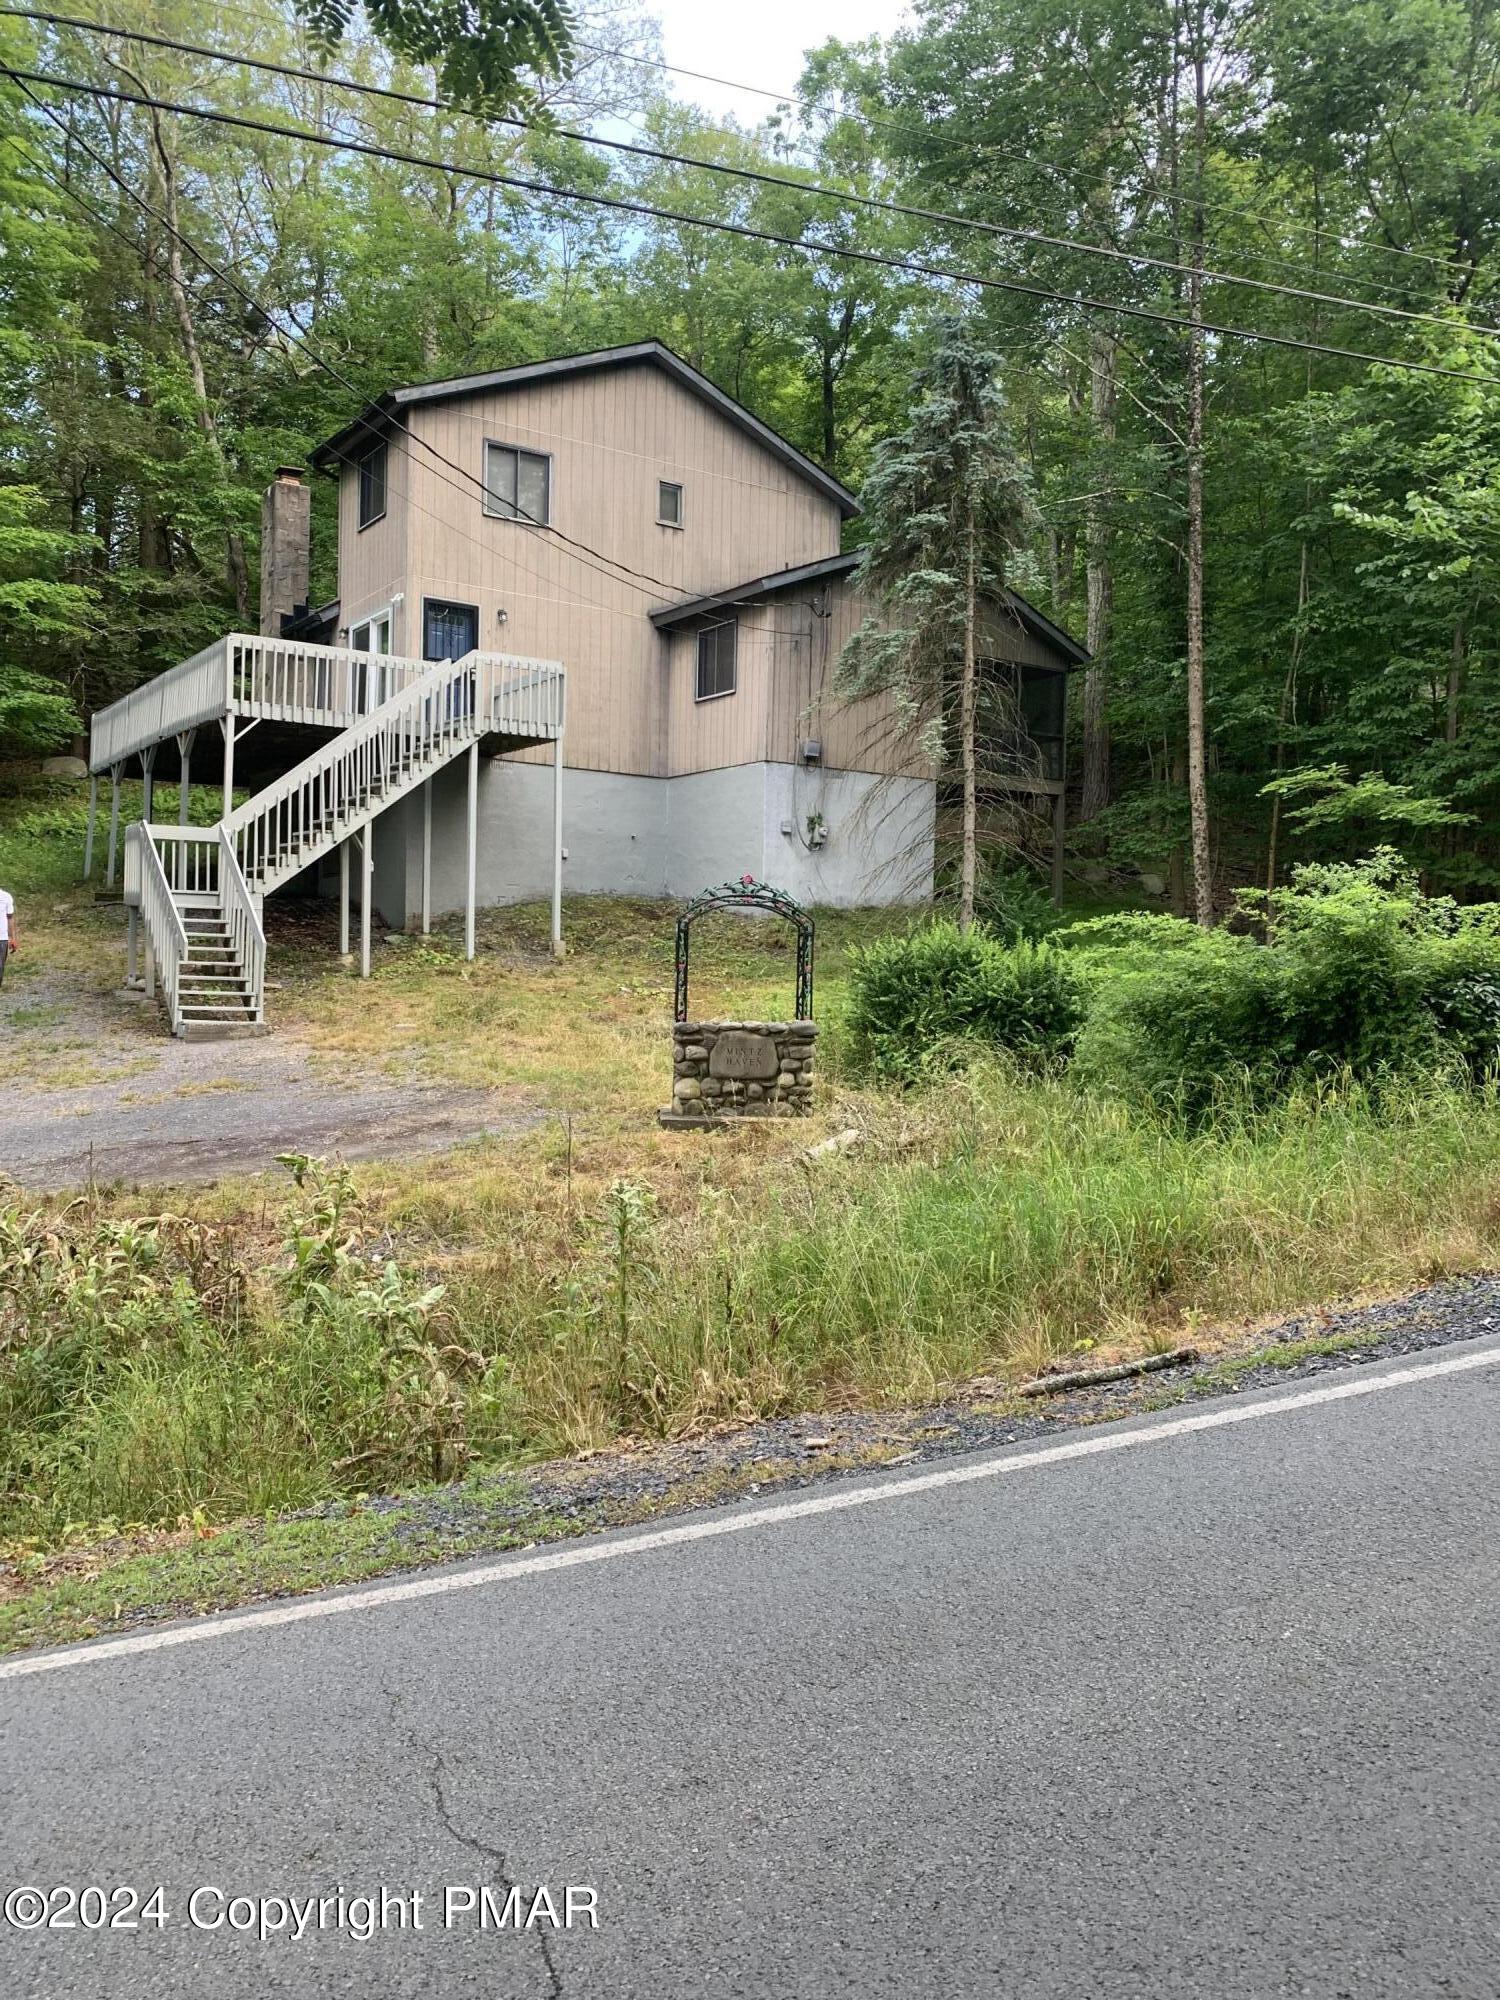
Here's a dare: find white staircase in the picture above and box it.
[121,648,564,1036]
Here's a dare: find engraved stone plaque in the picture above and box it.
[709,1030,779,1081]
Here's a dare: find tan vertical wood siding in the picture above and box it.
[395,362,844,776]
[336,448,409,653]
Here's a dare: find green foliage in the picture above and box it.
[295,0,575,111]
[0,1157,472,1537]
[1067,854,1500,1114]
[1262,763,1474,832]
[972,856,1055,942]
[843,920,1083,1080]
[0,667,78,756]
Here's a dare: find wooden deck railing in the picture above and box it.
[89,633,435,772]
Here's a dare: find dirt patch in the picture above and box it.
[0,964,543,1190]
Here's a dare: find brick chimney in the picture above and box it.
[259,466,311,637]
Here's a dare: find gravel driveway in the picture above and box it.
[0,965,540,1191]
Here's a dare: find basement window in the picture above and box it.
[657,479,684,528]
[357,441,387,529]
[696,620,737,701]
[484,441,551,526]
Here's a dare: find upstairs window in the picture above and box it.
[657,479,684,528]
[696,620,737,702]
[484,441,551,526]
[357,441,387,529]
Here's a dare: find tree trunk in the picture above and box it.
[147,104,250,620]
[960,507,979,934]
[1265,539,1310,907]
[1080,328,1117,822]
[1184,16,1213,927]
[1447,617,1466,743]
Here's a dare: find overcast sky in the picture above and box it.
[640,0,913,121]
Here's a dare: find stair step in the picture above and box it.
[177,1020,268,1042]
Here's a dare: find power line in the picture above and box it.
[125,0,1476,307]
[8,8,1496,349]
[573,32,1488,290]
[8,60,1499,388]
[10,77,690,613]
[7,109,670,638]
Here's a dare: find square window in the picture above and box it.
[484,441,551,525]
[357,441,387,529]
[657,479,684,527]
[696,620,736,701]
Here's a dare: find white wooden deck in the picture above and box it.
[88,634,442,774]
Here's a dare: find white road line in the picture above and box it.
[4,1341,1498,1684]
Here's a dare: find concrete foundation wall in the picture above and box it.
[760,766,935,906]
[360,756,935,927]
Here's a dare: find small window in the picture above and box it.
[357,441,387,529]
[696,620,736,701]
[484,441,551,525]
[657,479,684,528]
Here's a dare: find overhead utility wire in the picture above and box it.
[7,62,1500,389]
[10,116,675,634]
[10,78,684,605]
[9,9,1496,348]
[574,33,1487,289]
[134,0,1473,306]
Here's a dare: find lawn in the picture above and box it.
[5,761,1500,1647]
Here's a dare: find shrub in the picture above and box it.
[973,857,1055,943]
[843,921,1083,1080]
[1065,853,1500,1115]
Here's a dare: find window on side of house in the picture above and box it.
[696,620,737,701]
[483,441,551,525]
[357,441,387,529]
[657,479,684,528]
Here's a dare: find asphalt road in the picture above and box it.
[3,1340,1500,1999]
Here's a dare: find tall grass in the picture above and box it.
[5,1069,1498,1543]
[471,1066,1500,1436]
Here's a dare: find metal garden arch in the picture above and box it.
[674,875,814,1023]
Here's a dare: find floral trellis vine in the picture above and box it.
[674,874,814,1023]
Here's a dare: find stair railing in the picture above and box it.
[126,825,190,1035]
[218,829,265,1024]
[222,651,563,898]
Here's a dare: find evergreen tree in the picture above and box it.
[836,317,1037,931]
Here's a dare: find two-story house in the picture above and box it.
[88,341,1084,1034]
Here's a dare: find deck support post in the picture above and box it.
[465,741,478,962]
[1051,788,1066,907]
[339,838,350,958]
[176,728,196,823]
[359,827,372,980]
[143,925,155,1000]
[140,744,157,826]
[83,773,98,880]
[175,727,196,893]
[421,779,432,936]
[105,763,123,889]
[126,908,138,987]
[551,731,564,959]
[221,715,235,818]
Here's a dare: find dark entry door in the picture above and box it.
[422,598,479,662]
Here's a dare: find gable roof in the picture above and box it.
[650,552,1091,665]
[311,341,860,517]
